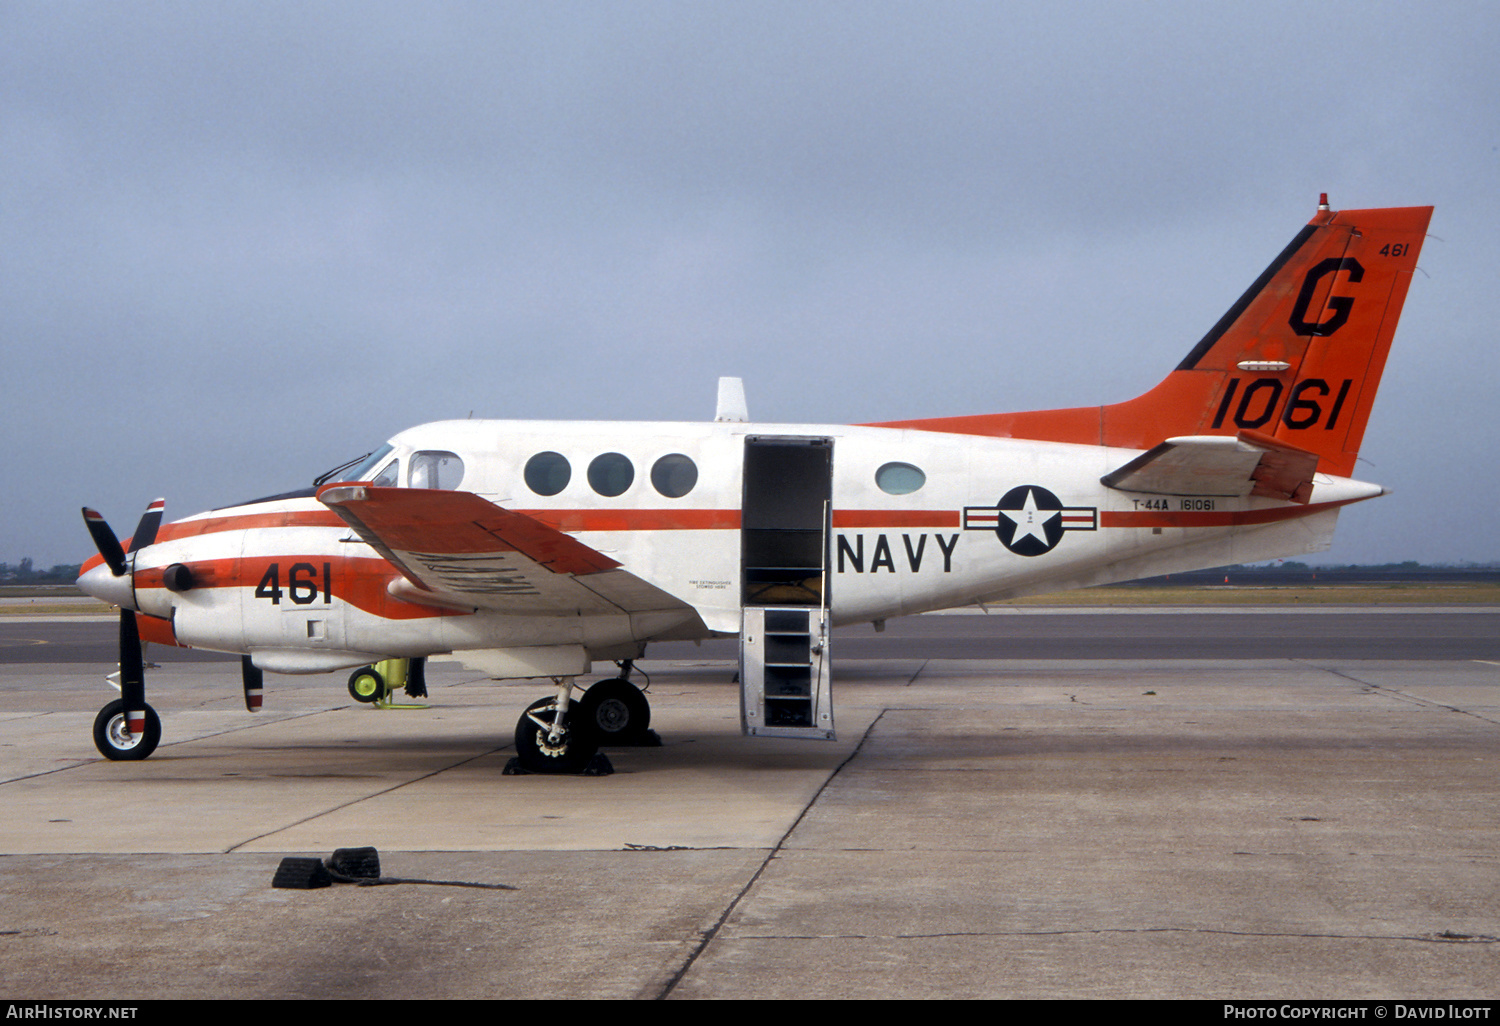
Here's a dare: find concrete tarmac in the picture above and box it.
[2,616,1499,999]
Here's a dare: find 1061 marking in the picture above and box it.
[1211,377,1352,431]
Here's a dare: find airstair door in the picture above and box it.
[739,436,834,740]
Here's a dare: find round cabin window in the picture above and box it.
[524,452,571,496]
[650,453,698,498]
[587,452,635,497]
[875,462,926,495]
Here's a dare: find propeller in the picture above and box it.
[81,499,163,582]
[81,508,128,577]
[79,500,165,745]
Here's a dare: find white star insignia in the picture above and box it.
[999,488,1059,546]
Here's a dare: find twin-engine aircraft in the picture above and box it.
[79,199,1432,772]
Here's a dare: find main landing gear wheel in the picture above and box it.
[578,678,651,745]
[347,666,386,704]
[513,697,600,774]
[93,699,161,761]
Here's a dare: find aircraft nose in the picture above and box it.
[77,559,136,610]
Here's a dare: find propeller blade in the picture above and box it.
[129,499,165,552]
[82,508,128,577]
[119,610,146,733]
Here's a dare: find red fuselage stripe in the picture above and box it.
[139,506,968,538]
[156,510,347,540]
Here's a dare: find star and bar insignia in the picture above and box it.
[963,485,1097,557]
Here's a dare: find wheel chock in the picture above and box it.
[503,753,614,776]
[272,857,332,889]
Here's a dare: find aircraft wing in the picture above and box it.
[316,484,695,616]
[1101,431,1320,503]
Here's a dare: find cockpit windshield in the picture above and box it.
[315,444,395,486]
[314,444,466,491]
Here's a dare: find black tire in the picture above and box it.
[93,699,161,761]
[578,678,650,744]
[514,697,599,774]
[347,667,386,704]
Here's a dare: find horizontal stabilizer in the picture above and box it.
[1102,431,1320,503]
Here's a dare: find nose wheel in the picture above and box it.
[93,699,161,761]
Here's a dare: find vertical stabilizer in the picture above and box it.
[874,202,1432,478]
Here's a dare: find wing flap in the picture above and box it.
[1102,431,1319,503]
[317,484,694,615]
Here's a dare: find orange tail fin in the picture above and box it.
[875,201,1432,478]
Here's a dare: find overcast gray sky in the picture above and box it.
[4,1,1496,568]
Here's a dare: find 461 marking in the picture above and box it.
[254,562,333,605]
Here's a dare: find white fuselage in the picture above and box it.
[83,416,1380,676]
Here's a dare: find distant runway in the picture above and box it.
[828,607,1500,661]
[5,606,1498,664]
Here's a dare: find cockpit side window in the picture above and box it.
[410,451,465,490]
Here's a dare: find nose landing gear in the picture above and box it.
[93,698,161,761]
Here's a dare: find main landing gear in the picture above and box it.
[509,663,655,775]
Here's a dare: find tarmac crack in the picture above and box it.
[1311,663,1500,727]
[733,927,1500,944]
[651,708,889,1000]
[224,743,511,852]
